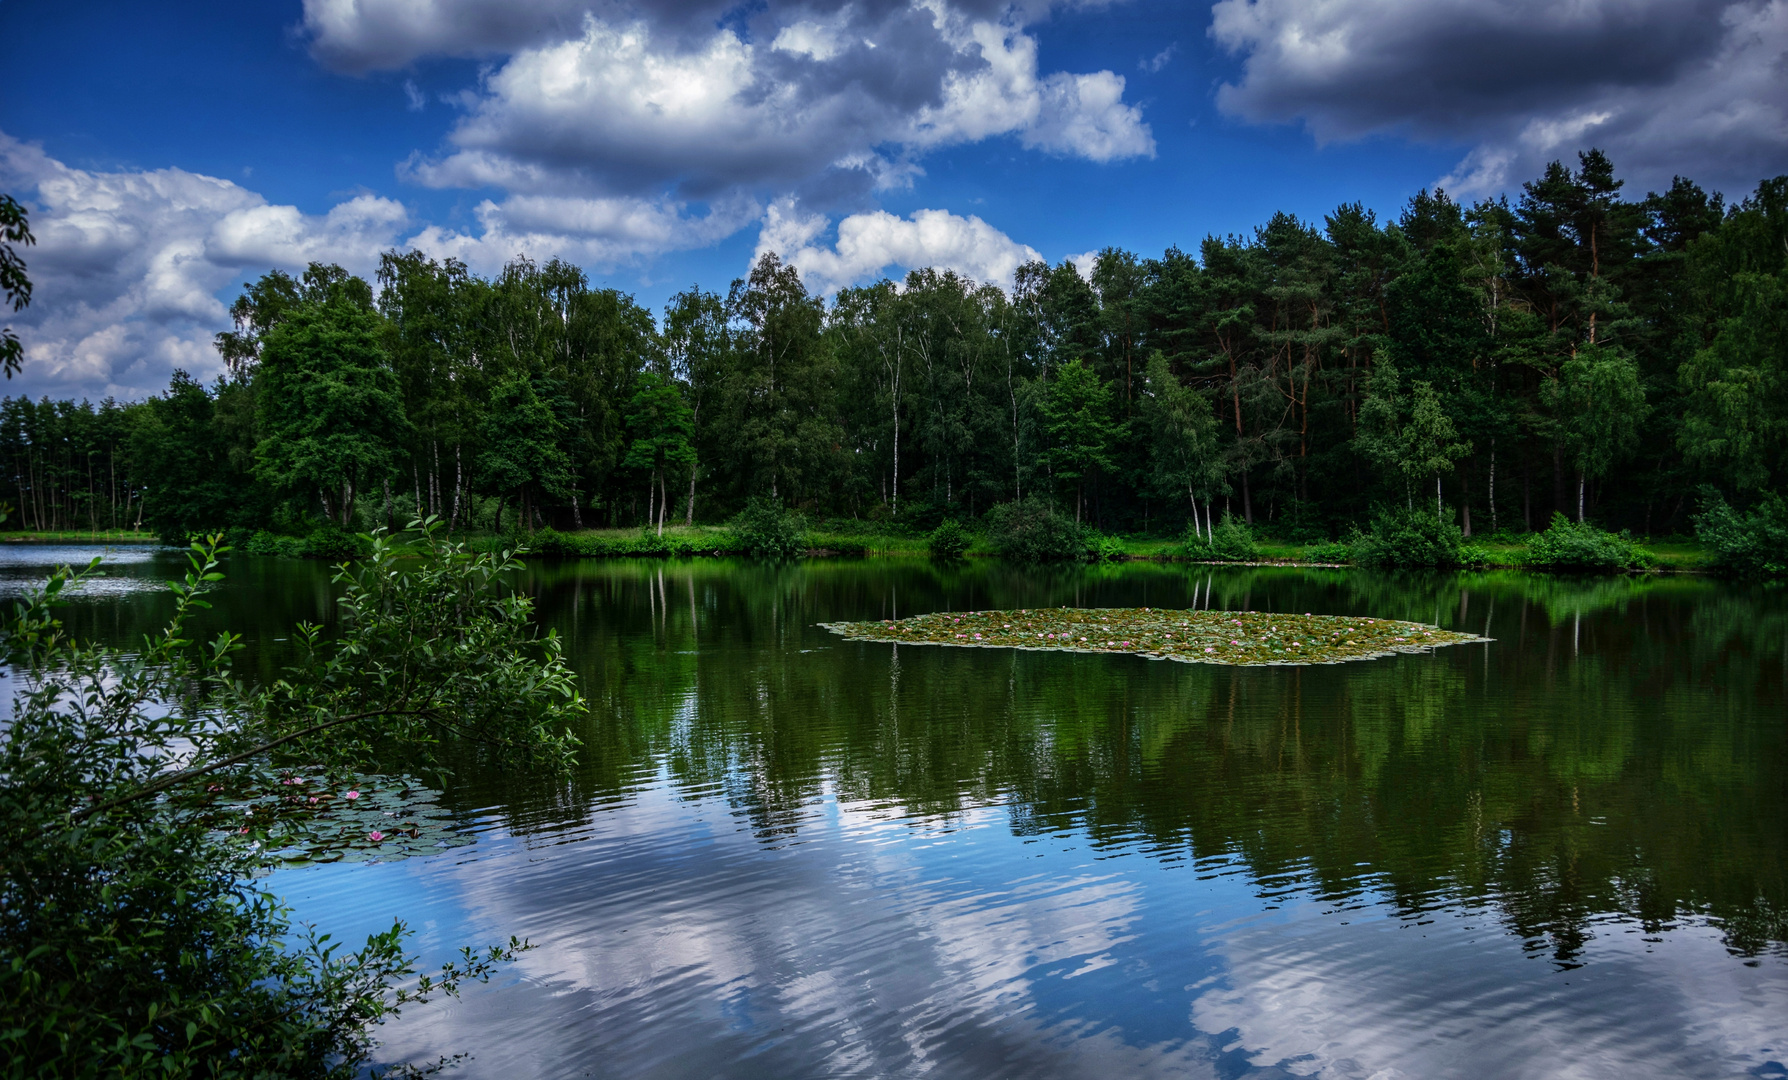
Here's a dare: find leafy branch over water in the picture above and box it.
[822,607,1486,665]
[0,520,584,1077]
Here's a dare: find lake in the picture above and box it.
[7,545,1785,1079]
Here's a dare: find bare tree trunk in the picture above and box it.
[1553,440,1566,519]
[686,466,697,526]
[1488,440,1497,534]
[453,444,463,531]
[892,372,901,516]
[1577,472,1585,523]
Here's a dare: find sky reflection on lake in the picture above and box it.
[39,551,1788,1078]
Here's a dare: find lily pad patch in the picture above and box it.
[821,607,1486,666]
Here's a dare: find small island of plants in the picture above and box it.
[822,607,1487,666]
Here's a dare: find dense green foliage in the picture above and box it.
[1694,494,1788,577]
[0,193,31,379]
[729,497,807,560]
[5,153,1787,571]
[1350,506,1486,568]
[1184,511,1258,561]
[927,519,971,559]
[985,496,1084,562]
[0,526,584,1076]
[1522,513,1653,571]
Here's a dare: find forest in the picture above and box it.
[3,150,1785,556]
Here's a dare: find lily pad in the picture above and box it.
[192,772,475,867]
[821,607,1487,665]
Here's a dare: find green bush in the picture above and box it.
[1184,512,1257,561]
[1350,505,1486,568]
[237,529,303,557]
[1082,529,1126,563]
[524,526,595,556]
[1695,494,1788,577]
[928,519,972,559]
[1,527,576,1076]
[293,523,371,560]
[730,497,807,560]
[1303,540,1352,564]
[810,535,869,556]
[1522,514,1653,571]
[985,497,1084,562]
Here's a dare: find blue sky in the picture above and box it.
[3,0,1783,400]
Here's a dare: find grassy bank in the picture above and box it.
[11,522,1708,573]
[465,525,1711,572]
[1,529,160,543]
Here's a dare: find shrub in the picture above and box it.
[238,529,302,557]
[525,526,584,556]
[1184,512,1257,561]
[1695,494,1788,577]
[1303,540,1352,564]
[1082,530,1126,563]
[1,526,578,1076]
[294,523,370,560]
[1350,505,1486,568]
[1523,514,1653,571]
[928,519,972,559]
[730,497,807,560]
[810,535,869,556]
[985,497,1084,562]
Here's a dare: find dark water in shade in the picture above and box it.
[6,546,1786,1078]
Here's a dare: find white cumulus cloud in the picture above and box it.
[756,199,1043,294]
[0,134,411,400]
[0,134,746,401]
[323,0,1154,206]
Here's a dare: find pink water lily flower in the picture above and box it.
[344,790,360,800]
[367,830,385,842]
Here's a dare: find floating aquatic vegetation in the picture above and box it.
[187,771,473,866]
[821,607,1487,666]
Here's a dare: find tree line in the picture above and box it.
[5,149,1785,543]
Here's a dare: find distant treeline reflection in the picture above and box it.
[34,554,1782,965]
[462,560,1786,967]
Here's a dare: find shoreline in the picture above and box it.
[0,529,1710,574]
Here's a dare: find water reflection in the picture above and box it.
[34,550,1788,1077]
[490,560,1786,968]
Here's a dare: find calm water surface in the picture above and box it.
[10,545,1786,1079]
